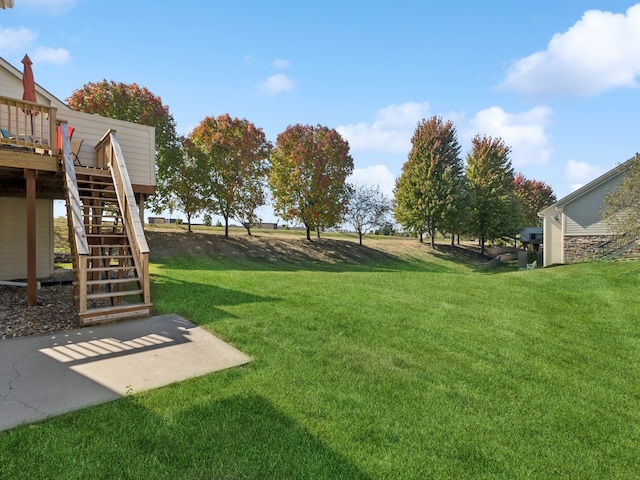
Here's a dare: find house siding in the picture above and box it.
[542,213,563,265]
[563,175,623,236]
[0,197,53,280]
[59,109,156,187]
[1,61,156,188]
[0,63,56,110]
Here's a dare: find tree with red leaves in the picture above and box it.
[189,114,272,237]
[67,80,182,211]
[513,173,556,226]
[269,124,354,241]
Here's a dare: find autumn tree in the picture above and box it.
[163,137,210,233]
[344,184,391,245]
[513,173,556,227]
[393,116,466,247]
[189,114,272,237]
[602,154,640,237]
[269,124,354,241]
[466,135,520,255]
[67,80,182,211]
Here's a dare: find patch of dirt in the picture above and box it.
[146,229,482,268]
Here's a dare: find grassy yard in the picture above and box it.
[1,232,639,479]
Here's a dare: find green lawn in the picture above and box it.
[1,243,639,479]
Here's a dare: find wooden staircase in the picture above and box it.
[61,123,151,325]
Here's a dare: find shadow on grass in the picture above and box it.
[151,275,282,322]
[1,394,372,479]
[149,232,465,274]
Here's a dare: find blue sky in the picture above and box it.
[2,0,640,222]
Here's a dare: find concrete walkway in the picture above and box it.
[0,313,251,432]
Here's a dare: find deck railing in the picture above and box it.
[96,129,151,305]
[60,121,89,313]
[0,95,57,153]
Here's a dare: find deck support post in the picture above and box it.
[24,168,37,307]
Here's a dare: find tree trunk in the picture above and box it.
[480,236,485,256]
[187,213,192,233]
[224,214,229,238]
[358,231,363,246]
[306,226,311,241]
[244,223,252,236]
[316,226,321,239]
[419,232,423,243]
[451,233,455,246]
[430,232,435,248]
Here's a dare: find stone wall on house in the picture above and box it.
[564,235,613,263]
[564,235,640,263]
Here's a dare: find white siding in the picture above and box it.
[0,63,56,107]
[563,175,623,236]
[0,198,53,280]
[59,109,156,187]
[542,213,564,266]
[1,61,156,188]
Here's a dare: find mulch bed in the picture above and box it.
[0,283,79,339]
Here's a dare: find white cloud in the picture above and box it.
[563,159,608,191]
[0,27,37,53]
[32,46,70,65]
[465,106,553,167]
[337,101,430,154]
[348,165,396,197]
[499,4,640,98]
[259,74,294,95]
[0,27,69,65]
[272,58,290,69]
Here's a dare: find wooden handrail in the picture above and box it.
[97,130,150,304]
[0,95,57,152]
[60,121,88,313]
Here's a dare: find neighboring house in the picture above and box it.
[0,55,155,324]
[538,154,638,266]
[520,227,542,251]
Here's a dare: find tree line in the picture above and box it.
[395,116,556,254]
[67,81,556,249]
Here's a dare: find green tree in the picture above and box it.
[393,116,466,247]
[513,173,556,227]
[602,154,640,237]
[66,80,182,211]
[344,184,391,245]
[162,137,214,233]
[189,114,272,237]
[466,135,520,255]
[269,124,354,241]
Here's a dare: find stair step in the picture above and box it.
[75,166,110,176]
[87,289,143,300]
[87,277,140,286]
[86,225,124,229]
[78,184,116,190]
[85,222,123,226]
[87,255,133,261]
[87,244,130,249]
[79,196,118,202]
[84,265,136,273]
[84,224,123,229]
[86,233,127,238]
[78,303,152,325]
